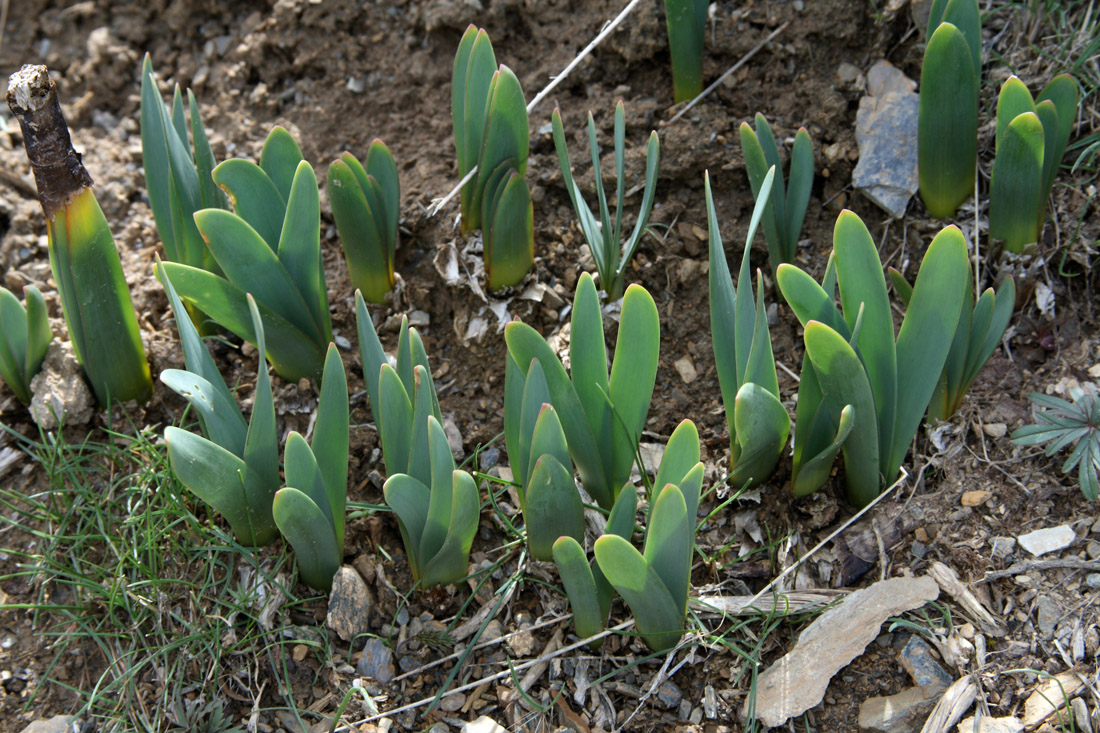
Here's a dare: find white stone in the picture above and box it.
[954,715,1023,733]
[1017,525,1076,557]
[674,356,697,384]
[462,717,507,733]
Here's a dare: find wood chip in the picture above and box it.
[920,677,976,733]
[1021,670,1086,728]
[929,562,1008,637]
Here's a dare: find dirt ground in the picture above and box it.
[0,0,1098,731]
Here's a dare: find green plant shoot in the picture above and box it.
[664,0,708,103]
[778,214,968,506]
[273,343,349,591]
[161,127,332,383]
[384,415,480,588]
[889,263,1015,423]
[8,65,152,405]
[918,10,980,219]
[140,54,228,276]
[990,74,1080,253]
[1011,383,1100,502]
[163,292,279,546]
[706,168,789,489]
[328,141,400,304]
[739,113,813,272]
[551,102,659,301]
[0,285,51,405]
[505,272,659,510]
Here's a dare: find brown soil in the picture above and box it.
[1,0,1098,731]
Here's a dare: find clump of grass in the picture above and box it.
[0,421,331,728]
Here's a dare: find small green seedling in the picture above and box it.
[0,285,51,404]
[664,0,708,103]
[161,127,333,383]
[739,114,813,272]
[504,355,583,561]
[384,415,481,588]
[707,168,789,488]
[505,272,659,511]
[778,214,968,506]
[551,102,659,301]
[1011,382,1100,502]
[918,0,980,218]
[328,142,400,304]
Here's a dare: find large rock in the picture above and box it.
[852,60,920,219]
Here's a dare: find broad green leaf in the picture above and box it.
[967,277,1015,385]
[472,66,528,226]
[939,0,981,79]
[517,359,552,495]
[242,295,280,523]
[485,169,533,290]
[918,22,978,218]
[743,270,780,398]
[616,129,660,298]
[420,415,458,564]
[529,404,571,490]
[0,288,30,403]
[187,89,228,212]
[525,454,584,561]
[570,272,613,485]
[552,536,604,645]
[775,264,849,335]
[329,157,392,304]
[365,140,400,252]
[594,534,684,652]
[260,126,304,204]
[652,419,700,508]
[739,123,782,271]
[356,291,388,429]
[314,344,348,549]
[596,485,640,619]
[383,474,431,581]
[643,484,690,614]
[47,189,151,405]
[379,365,413,477]
[730,383,789,489]
[211,159,285,250]
[608,284,660,491]
[420,470,480,588]
[457,29,498,231]
[408,366,437,488]
[277,161,330,344]
[1036,74,1078,200]
[284,432,334,533]
[160,369,246,457]
[791,403,855,497]
[506,321,608,508]
[24,286,49,382]
[504,351,526,487]
[165,426,276,545]
[995,76,1036,151]
[834,210,896,458]
[452,26,479,176]
[990,112,1044,253]
[804,321,881,507]
[706,171,742,430]
[888,225,968,481]
[272,487,341,591]
[160,262,324,383]
[785,127,814,262]
[195,208,323,346]
[664,0,708,103]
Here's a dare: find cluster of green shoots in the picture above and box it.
[2,4,1089,671]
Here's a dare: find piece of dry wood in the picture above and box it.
[920,676,977,733]
[691,590,846,617]
[980,558,1100,583]
[930,561,1008,637]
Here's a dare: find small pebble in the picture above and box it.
[440,693,466,713]
[961,490,992,507]
[982,422,1007,438]
[657,680,682,709]
[1085,573,1100,589]
[674,356,697,384]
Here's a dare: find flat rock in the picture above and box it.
[1035,595,1059,639]
[898,635,953,689]
[1018,525,1075,557]
[858,685,942,733]
[749,575,939,727]
[852,61,919,219]
[19,717,76,733]
[326,566,371,642]
[954,715,1023,733]
[357,637,394,682]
